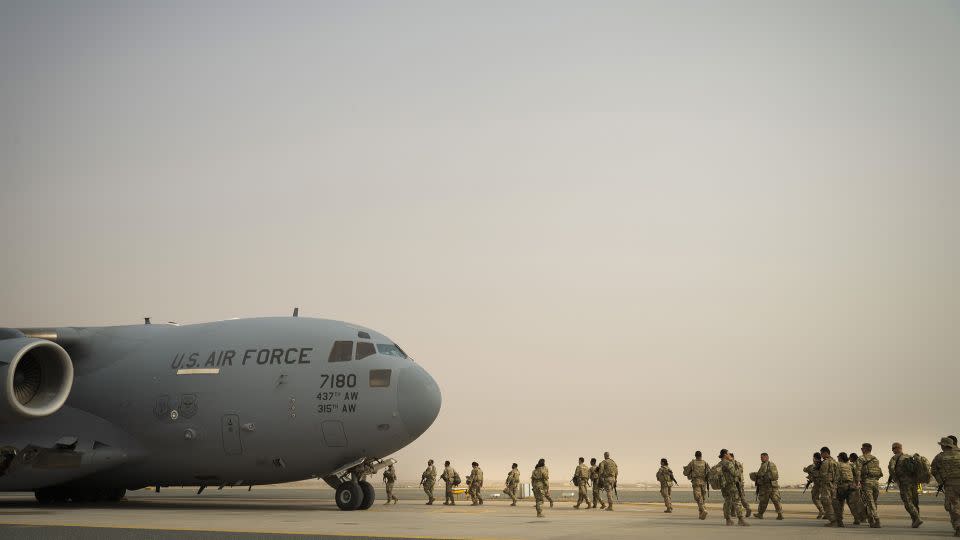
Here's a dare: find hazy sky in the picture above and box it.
[2,0,958,484]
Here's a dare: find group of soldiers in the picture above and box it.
[799,436,960,536]
[415,452,619,517]
[656,449,777,527]
[395,435,960,536]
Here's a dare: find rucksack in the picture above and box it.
[708,463,724,490]
[453,472,461,486]
[902,454,931,484]
[682,463,693,479]
[862,456,884,480]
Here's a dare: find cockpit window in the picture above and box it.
[376,343,407,358]
[369,369,392,387]
[328,341,353,362]
[356,342,376,360]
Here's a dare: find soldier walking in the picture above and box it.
[931,436,960,537]
[532,458,550,518]
[683,450,709,520]
[573,457,591,508]
[730,452,752,518]
[421,459,437,505]
[818,447,840,527]
[751,452,783,520]
[599,451,618,511]
[833,453,857,525]
[382,463,399,504]
[656,458,675,513]
[856,443,883,527]
[889,442,923,528]
[846,452,869,525]
[440,460,459,506]
[503,463,520,506]
[719,449,749,526]
[590,458,606,509]
[802,452,825,518]
[467,462,484,505]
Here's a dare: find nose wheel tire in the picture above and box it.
[357,480,376,510]
[335,481,363,511]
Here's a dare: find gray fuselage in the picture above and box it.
[0,317,442,491]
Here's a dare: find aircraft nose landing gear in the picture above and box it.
[324,457,394,511]
[335,481,363,511]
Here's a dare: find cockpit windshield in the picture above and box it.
[376,343,408,358]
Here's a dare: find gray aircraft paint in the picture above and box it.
[0,317,441,492]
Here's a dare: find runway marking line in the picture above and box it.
[0,521,514,540]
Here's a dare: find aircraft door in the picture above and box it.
[221,414,243,455]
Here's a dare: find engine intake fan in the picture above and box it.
[0,338,73,422]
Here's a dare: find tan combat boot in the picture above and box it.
[698,510,707,520]
[776,512,784,520]
[870,518,881,528]
[725,518,734,526]
[752,513,763,519]
[738,517,750,526]
[912,517,923,528]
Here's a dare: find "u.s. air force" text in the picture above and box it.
[170,347,314,369]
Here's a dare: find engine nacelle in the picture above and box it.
[0,338,73,423]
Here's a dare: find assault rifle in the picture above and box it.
[886,454,902,493]
[669,471,679,486]
[803,479,812,494]
[936,483,944,497]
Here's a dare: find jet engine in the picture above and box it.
[0,337,73,423]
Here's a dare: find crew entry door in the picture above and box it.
[222,414,243,455]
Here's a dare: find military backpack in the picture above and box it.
[862,456,883,479]
[708,463,724,490]
[902,454,932,484]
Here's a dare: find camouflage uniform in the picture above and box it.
[803,460,825,518]
[832,461,855,524]
[503,467,520,506]
[720,459,747,525]
[856,452,883,526]
[467,465,484,505]
[599,456,618,510]
[753,460,782,519]
[889,453,921,525]
[574,463,591,508]
[733,459,752,517]
[421,463,437,504]
[847,459,868,524]
[440,465,458,505]
[684,458,709,519]
[931,439,960,537]
[818,455,840,526]
[656,465,674,512]
[532,465,549,517]
[383,465,398,504]
[590,464,606,509]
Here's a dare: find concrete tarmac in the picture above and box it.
[0,487,954,539]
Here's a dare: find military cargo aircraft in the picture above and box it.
[0,315,441,510]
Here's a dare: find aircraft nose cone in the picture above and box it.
[397,364,441,439]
